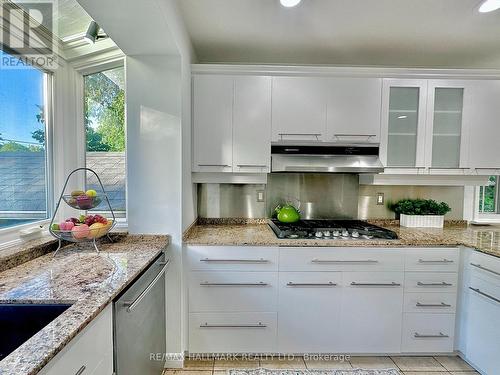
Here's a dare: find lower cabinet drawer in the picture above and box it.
[189,312,277,353]
[402,313,455,353]
[405,272,458,293]
[404,292,457,313]
[189,271,278,312]
[38,305,113,375]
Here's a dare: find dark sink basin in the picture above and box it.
[0,303,72,361]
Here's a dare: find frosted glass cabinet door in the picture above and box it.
[381,80,427,167]
[427,85,464,168]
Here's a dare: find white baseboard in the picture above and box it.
[164,353,185,369]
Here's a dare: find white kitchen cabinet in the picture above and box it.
[233,76,272,173]
[402,313,456,353]
[326,78,382,143]
[38,305,113,375]
[271,77,328,142]
[193,75,234,172]
[464,80,500,169]
[380,79,428,168]
[278,272,343,353]
[339,272,404,353]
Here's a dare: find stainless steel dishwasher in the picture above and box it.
[114,252,168,375]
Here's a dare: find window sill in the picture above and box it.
[0,220,50,250]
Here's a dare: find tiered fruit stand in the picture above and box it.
[49,168,116,256]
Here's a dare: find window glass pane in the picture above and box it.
[479,176,498,213]
[84,67,126,216]
[387,87,419,167]
[0,50,48,229]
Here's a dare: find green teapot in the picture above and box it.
[275,204,300,223]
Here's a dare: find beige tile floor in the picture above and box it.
[164,355,479,375]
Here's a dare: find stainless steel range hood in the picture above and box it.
[271,144,385,173]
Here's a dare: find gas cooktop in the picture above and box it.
[268,219,398,240]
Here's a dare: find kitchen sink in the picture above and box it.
[0,303,72,361]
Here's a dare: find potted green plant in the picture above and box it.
[389,199,451,228]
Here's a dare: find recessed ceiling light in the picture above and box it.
[479,0,500,13]
[280,0,301,7]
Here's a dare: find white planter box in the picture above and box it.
[400,214,444,228]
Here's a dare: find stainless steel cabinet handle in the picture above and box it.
[312,259,378,264]
[200,282,268,286]
[351,282,400,286]
[278,133,322,136]
[200,258,268,263]
[416,302,451,307]
[417,281,453,287]
[197,164,231,167]
[236,164,268,168]
[75,365,86,375]
[287,282,337,287]
[418,258,454,264]
[200,322,266,328]
[414,332,449,338]
[469,287,500,303]
[123,260,169,313]
[470,263,500,276]
[333,134,376,137]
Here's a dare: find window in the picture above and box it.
[0,50,51,230]
[83,66,126,218]
[478,176,499,214]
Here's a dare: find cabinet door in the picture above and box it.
[464,80,500,168]
[462,276,500,374]
[233,76,272,173]
[340,272,404,353]
[271,77,327,142]
[193,75,233,172]
[425,81,466,168]
[327,78,382,143]
[381,79,427,167]
[278,272,342,353]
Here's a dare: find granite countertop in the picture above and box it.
[0,234,169,375]
[183,220,500,258]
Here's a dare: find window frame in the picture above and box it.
[0,69,55,247]
[473,176,500,223]
[77,60,128,229]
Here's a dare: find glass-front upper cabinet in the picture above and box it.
[425,81,465,169]
[381,80,428,168]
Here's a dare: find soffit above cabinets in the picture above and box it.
[178,0,500,68]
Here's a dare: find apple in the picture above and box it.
[71,190,85,198]
[51,223,60,231]
[86,189,97,198]
[88,222,108,238]
[72,224,90,239]
[59,221,74,231]
[76,195,93,209]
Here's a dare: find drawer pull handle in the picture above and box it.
[416,302,451,307]
[419,258,454,264]
[469,287,500,304]
[200,258,268,263]
[312,259,378,264]
[197,164,231,167]
[75,365,86,375]
[417,281,453,287]
[287,282,337,287]
[470,263,500,276]
[414,332,449,338]
[200,282,268,287]
[351,282,400,287]
[200,322,267,328]
[236,164,268,168]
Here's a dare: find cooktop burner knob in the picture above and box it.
[351,230,360,238]
[332,230,340,237]
[341,230,349,237]
[315,231,323,238]
[323,231,331,237]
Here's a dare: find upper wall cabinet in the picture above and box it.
[271,77,328,142]
[326,78,382,144]
[193,75,271,173]
[463,80,500,169]
[381,79,428,168]
[233,76,272,173]
[193,75,234,172]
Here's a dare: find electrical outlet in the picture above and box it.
[377,192,384,205]
[257,190,265,202]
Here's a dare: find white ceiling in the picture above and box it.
[177,0,500,68]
